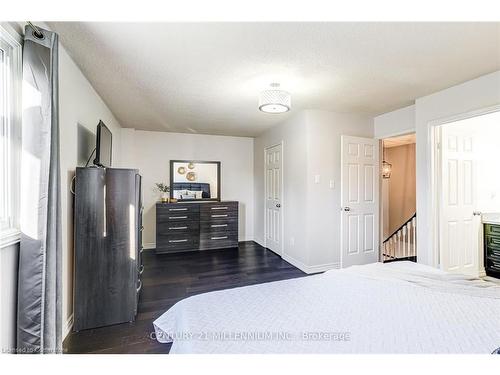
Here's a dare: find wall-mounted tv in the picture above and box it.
[93,120,112,167]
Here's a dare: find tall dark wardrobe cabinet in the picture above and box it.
[73,167,143,331]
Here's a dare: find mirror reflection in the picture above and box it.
[170,160,221,201]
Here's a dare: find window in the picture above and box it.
[0,24,22,247]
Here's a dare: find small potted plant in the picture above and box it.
[155,183,170,203]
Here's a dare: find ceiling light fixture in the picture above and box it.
[258,83,291,114]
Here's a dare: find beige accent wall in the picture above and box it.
[385,143,416,237]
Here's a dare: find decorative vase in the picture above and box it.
[161,192,169,203]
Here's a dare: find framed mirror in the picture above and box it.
[170,160,221,201]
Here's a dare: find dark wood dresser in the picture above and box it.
[73,167,143,331]
[484,223,500,278]
[156,201,238,253]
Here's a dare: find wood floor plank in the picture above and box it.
[63,241,305,354]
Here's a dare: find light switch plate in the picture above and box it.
[329,180,335,189]
[314,175,321,184]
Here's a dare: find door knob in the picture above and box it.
[343,207,351,212]
[276,203,281,208]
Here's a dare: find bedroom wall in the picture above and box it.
[254,110,373,273]
[254,112,309,267]
[59,42,125,338]
[374,104,415,139]
[305,111,373,269]
[120,129,255,247]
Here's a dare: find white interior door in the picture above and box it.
[265,144,282,255]
[341,136,379,267]
[439,126,479,276]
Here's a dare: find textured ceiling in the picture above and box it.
[48,22,500,137]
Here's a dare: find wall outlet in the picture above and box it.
[314,175,321,184]
[329,179,335,189]
[290,237,295,247]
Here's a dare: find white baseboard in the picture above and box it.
[63,314,74,339]
[142,242,156,250]
[281,253,340,274]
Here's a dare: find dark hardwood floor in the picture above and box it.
[63,241,305,354]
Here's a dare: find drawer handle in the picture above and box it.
[211,236,228,240]
[169,226,188,230]
[136,280,142,293]
[169,216,188,219]
[212,214,228,218]
[169,239,188,243]
[211,207,228,210]
[169,208,188,211]
[139,264,144,275]
[211,224,228,228]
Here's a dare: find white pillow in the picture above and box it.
[173,190,187,199]
[186,190,203,199]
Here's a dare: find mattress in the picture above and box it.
[153,261,500,353]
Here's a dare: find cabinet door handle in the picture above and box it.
[211,236,228,240]
[139,264,144,275]
[140,225,144,231]
[169,216,188,219]
[140,246,144,254]
[136,280,142,293]
[211,207,228,210]
[169,239,188,243]
[212,214,228,218]
[169,208,188,211]
[211,224,228,228]
[169,226,188,230]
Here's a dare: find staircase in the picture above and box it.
[382,213,416,263]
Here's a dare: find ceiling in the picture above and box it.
[383,133,416,148]
[48,22,500,137]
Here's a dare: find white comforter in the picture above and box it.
[153,261,500,354]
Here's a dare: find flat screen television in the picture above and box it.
[93,120,112,167]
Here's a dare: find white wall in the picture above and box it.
[374,104,415,139]
[254,112,309,266]
[121,130,254,247]
[58,38,124,338]
[254,110,373,273]
[305,111,374,269]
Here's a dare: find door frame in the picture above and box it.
[430,104,500,271]
[376,130,417,261]
[263,141,284,257]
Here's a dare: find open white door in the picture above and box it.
[265,144,283,255]
[341,136,379,267]
[439,125,479,276]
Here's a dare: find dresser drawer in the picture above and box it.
[157,203,200,213]
[199,233,238,250]
[157,211,199,223]
[156,233,199,253]
[157,220,199,234]
[200,220,238,234]
[484,224,500,237]
[200,209,238,222]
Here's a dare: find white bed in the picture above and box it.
[153,261,500,354]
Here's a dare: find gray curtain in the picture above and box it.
[17,24,61,354]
